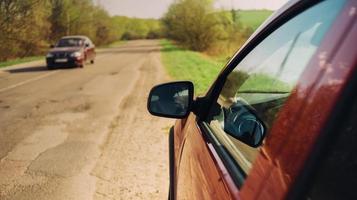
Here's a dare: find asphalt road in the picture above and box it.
[0,40,172,200]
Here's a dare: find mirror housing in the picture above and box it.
[147,81,194,119]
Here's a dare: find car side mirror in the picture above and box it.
[223,100,266,147]
[147,81,194,119]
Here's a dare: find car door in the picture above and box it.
[175,1,349,199]
[302,79,357,200]
[85,38,95,61]
[89,39,96,60]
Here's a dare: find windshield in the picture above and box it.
[56,38,84,47]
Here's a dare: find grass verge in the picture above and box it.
[0,56,43,68]
[160,40,226,95]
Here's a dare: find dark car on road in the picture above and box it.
[46,35,96,69]
[147,0,357,199]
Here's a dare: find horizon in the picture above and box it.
[98,0,287,19]
[109,8,275,19]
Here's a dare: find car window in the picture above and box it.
[57,38,84,47]
[207,0,346,177]
[305,96,357,200]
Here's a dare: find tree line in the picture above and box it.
[0,0,255,62]
[112,16,162,40]
[162,0,253,54]
[0,0,162,62]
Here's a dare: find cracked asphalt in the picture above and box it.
[0,40,172,200]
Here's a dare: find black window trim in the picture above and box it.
[196,0,338,189]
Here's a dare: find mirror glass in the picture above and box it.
[223,100,266,147]
[148,81,193,118]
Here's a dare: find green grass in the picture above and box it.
[160,40,225,95]
[238,10,273,30]
[160,40,291,97]
[0,56,43,68]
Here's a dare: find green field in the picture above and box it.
[160,40,225,95]
[0,56,43,68]
[238,10,273,30]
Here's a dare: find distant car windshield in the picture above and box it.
[56,38,83,47]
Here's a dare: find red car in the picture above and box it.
[147,0,357,199]
[46,35,96,69]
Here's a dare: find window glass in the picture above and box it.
[57,38,84,47]
[208,0,346,175]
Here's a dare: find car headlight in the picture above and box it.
[46,53,54,58]
[70,51,82,57]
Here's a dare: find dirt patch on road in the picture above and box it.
[91,51,172,200]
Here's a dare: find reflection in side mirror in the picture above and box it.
[147,81,194,119]
[223,100,266,147]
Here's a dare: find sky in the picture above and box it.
[98,0,288,19]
